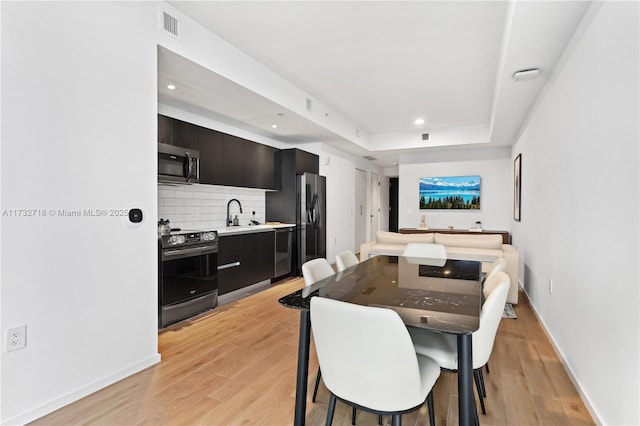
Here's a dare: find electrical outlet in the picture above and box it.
[7,325,27,352]
[549,278,553,294]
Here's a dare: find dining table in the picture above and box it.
[279,254,483,426]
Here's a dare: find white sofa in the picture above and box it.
[360,230,519,304]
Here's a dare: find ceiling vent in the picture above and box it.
[422,133,430,141]
[161,11,180,38]
[513,68,540,81]
[363,155,377,161]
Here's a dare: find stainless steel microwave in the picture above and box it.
[158,143,199,184]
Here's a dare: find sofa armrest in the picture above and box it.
[359,240,376,260]
[502,244,520,304]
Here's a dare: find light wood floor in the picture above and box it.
[32,276,594,426]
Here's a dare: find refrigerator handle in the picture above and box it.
[314,195,320,225]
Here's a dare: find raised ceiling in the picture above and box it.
[159,1,591,167]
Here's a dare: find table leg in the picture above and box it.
[294,310,311,426]
[457,334,474,426]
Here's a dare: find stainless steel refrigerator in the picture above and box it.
[298,172,326,273]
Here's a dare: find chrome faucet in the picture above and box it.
[226,198,243,226]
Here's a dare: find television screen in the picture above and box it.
[419,175,480,210]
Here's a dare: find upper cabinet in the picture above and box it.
[196,126,225,185]
[158,115,173,145]
[266,148,319,224]
[158,115,198,150]
[244,139,278,189]
[158,115,278,190]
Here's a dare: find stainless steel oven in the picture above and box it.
[158,230,218,328]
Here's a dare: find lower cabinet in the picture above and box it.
[218,231,275,295]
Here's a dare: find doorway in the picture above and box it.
[370,172,380,240]
[354,169,367,252]
[389,177,399,232]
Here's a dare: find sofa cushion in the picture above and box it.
[434,233,502,250]
[376,230,434,244]
[445,246,504,262]
[367,243,406,256]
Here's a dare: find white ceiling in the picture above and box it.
[159,1,591,167]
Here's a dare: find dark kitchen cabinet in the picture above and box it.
[221,135,277,189]
[172,119,198,150]
[217,231,275,295]
[223,134,247,187]
[245,141,277,189]
[158,115,173,145]
[196,127,225,185]
[157,115,197,149]
[266,148,319,224]
[293,149,319,175]
[158,115,277,189]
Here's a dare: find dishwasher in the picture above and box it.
[274,227,293,278]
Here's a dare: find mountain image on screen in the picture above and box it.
[419,176,480,210]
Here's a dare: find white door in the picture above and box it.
[355,169,368,251]
[370,172,380,240]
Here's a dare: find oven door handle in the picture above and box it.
[162,245,218,260]
[217,261,240,271]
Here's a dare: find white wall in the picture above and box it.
[398,148,512,232]
[318,150,356,260]
[1,3,160,424]
[511,2,639,424]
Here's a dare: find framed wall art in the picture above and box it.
[514,154,521,221]
[419,175,480,210]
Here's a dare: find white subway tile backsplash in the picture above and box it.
[173,190,195,199]
[158,183,267,230]
[192,191,210,200]
[158,206,175,216]
[158,189,175,198]
[163,198,185,207]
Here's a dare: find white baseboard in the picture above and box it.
[520,289,601,425]
[3,353,161,426]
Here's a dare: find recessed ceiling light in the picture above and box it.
[414,118,425,125]
[271,124,278,129]
[167,84,176,90]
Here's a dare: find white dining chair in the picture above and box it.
[408,272,510,416]
[302,258,335,287]
[301,258,335,405]
[480,265,510,379]
[483,258,507,297]
[335,250,359,272]
[311,297,440,426]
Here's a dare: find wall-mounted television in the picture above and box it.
[419,175,480,210]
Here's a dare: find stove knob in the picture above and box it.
[168,235,186,245]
